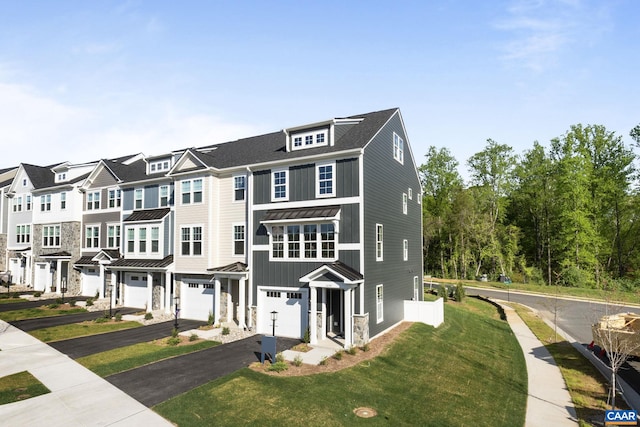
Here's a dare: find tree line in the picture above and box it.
[420,123,640,289]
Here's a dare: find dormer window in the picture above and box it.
[149,159,171,174]
[291,129,328,151]
[56,173,67,182]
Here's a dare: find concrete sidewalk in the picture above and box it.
[500,303,579,427]
[0,321,172,426]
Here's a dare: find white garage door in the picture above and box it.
[124,273,148,308]
[181,282,215,321]
[258,288,308,338]
[81,268,101,297]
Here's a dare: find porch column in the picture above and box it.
[310,286,317,344]
[344,287,352,347]
[238,277,246,329]
[56,260,62,293]
[359,283,364,315]
[146,272,153,312]
[321,288,327,341]
[164,271,172,314]
[98,264,105,298]
[247,275,253,329]
[214,277,221,325]
[110,272,117,308]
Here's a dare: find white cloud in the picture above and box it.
[0,81,258,168]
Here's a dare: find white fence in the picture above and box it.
[404,298,444,327]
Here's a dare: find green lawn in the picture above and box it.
[0,371,50,404]
[77,339,219,377]
[0,298,26,304]
[29,320,141,342]
[0,306,86,322]
[155,299,527,426]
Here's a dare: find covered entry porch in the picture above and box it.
[300,261,366,348]
[206,262,250,329]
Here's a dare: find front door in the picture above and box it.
[327,289,342,335]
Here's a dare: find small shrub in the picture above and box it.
[68,299,77,307]
[276,352,285,363]
[454,282,466,302]
[268,361,288,372]
[95,290,100,299]
[346,346,357,355]
[360,342,370,352]
[55,297,63,304]
[189,333,199,342]
[333,351,343,360]
[222,326,230,335]
[303,327,310,344]
[207,311,215,327]
[166,336,180,346]
[115,313,122,322]
[47,303,59,309]
[0,294,8,299]
[437,285,449,302]
[319,356,328,366]
[33,292,42,298]
[12,292,20,299]
[144,312,153,320]
[293,355,303,367]
[94,316,108,323]
[171,327,179,338]
[86,298,94,307]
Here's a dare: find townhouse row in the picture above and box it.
[0,108,423,347]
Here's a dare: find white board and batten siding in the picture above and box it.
[257,287,309,339]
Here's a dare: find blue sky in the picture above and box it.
[1,0,638,182]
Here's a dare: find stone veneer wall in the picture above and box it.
[220,287,230,322]
[32,222,82,294]
[0,234,6,272]
[152,273,162,310]
[353,313,370,346]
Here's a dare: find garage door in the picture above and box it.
[34,263,49,292]
[181,282,215,321]
[124,273,148,308]
[81,268,101,297]
[258,288,308,338]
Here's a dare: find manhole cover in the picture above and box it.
[354,407,377,418]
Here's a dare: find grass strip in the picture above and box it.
[78,340,219,377]
[0,307,86,322]
[29,320,141,342]
[0,371,50,405]
[155,300,527,426]
[512,303,620,426]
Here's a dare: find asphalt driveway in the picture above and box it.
[0,296,89,313]
[9,307,139,331]
[107,335,300,407]
[50,319,206,358]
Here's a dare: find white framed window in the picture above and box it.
[85,225,100,249]
[126,228,135,253]
[16,224,30,244]
[43,224,61,247]
[26,195,31,211]
[291,129,329,151]
[57,172,66,182]
[408,188,413,200]
[181,225,203,256]
[403,239,408,261]
[40,195,51,212]
[60,192,67,210]
[316,161,335,198]
[22,178,27,187]
[403,193,408,215]
[149,159,171,173]
[393,132,404,164]
[181,179,203,204]
[134,188,144,209]
[107,224,121,248]
[159,185,170,207]
[270,223,336,261]
[151,227,159,253]
[13,196,22,212]
[87,191,100,210]
[272,169,288,201]
[138,227,147,253]
[108,189,121,208]
[233,224,245,256]
[414,276,420,301]
[233,175,246,201]
[376,284,384,323]
[376,224,383,261]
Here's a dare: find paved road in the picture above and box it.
[50,319,206,358]
[9,307,139,331]
[0,297,90,312]
[107,335,300,407]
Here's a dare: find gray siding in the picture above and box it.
[91,168,117,189]
[336,158,358,198]
[362,111,422,338]
[82,211,120,247]
[163,214,173,257]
